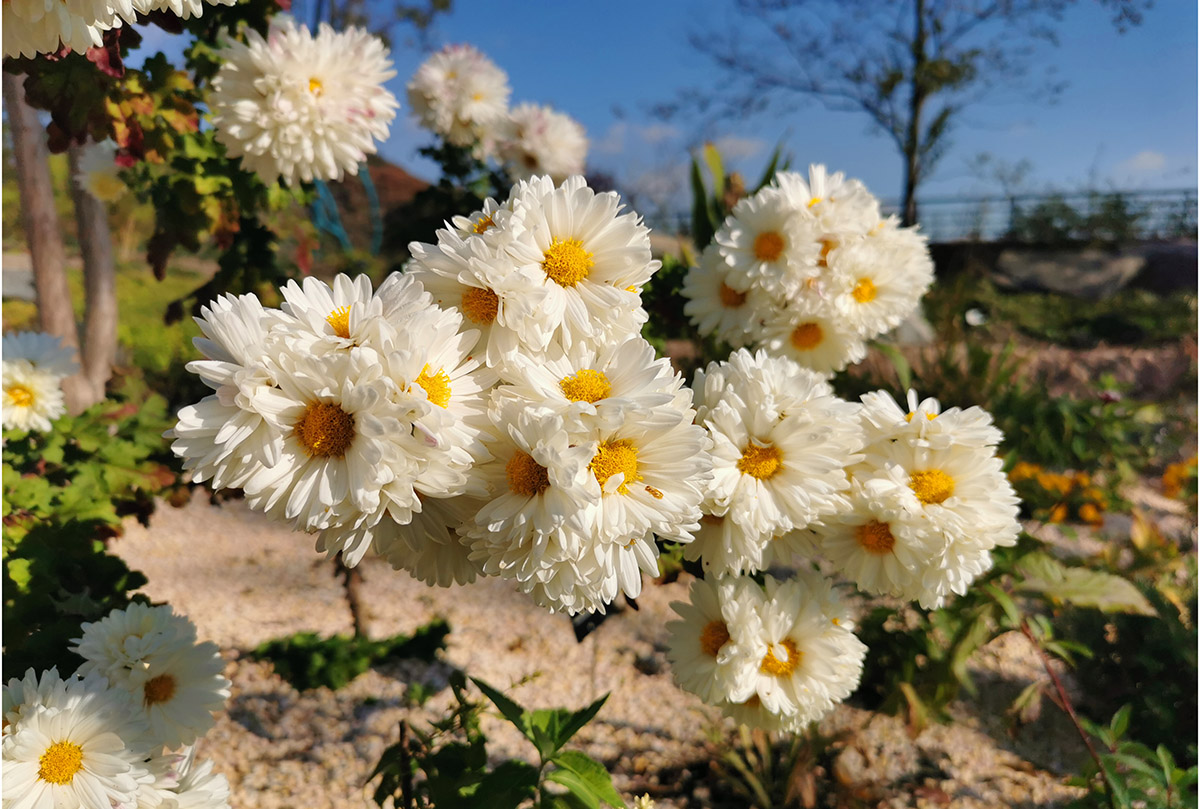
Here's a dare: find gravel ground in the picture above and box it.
[113,491,1102,808]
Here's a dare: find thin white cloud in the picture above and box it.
[710,135,767,161]
[1116,149,1167,176]
[591,121,682,155]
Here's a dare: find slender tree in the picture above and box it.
[664,0,1148,226]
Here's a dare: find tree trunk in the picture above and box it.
[67,143,118,406]
[901,0,928,228]
[2,72,87,409]
[901,154,920,228]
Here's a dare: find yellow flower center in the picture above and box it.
[700,620,730,657]
[760,638,802,677]
[542,238,594,287]
[559,369,612,403]
[143,673,177,705]
[818,237,836,267]
[326,305,351,339]
[590,439,641,494]
[852,278,877,303]
[89,172,126,202]
[295,401,355,458]
[753,230,785,262]
[808,196,822,208]
[506,450,550,497]
[472,214,495,234]
[416,365,452,408]
[855,520,896,555]
[309,77,323,96]
[790,322,823,350]
[6,384,34,407]
[910,469,956,505]
[37,741,84,785]
[737,442,783,480]
[904,411,938,423]
[718,282,747,308]
[461,286,499,325]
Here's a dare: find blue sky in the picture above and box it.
[138,1,1197,211]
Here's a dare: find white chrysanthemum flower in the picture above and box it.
[365,495,485,587]
[1,0,116,58]
[858,389,1004,450]
[505,175,656,350]
[757,298,867,376]
[773,164,882,238]
[74,139,127,203]
[168,293,283,491]
[72,602,198,683]
[853,438,1021,608]
[496,102,588,183]
[825,236,933,339]
[406,229,556,370]
[406,43,510,147]
[239,349,407,533]
[492,335,681,434]
[665,576,765,705]
[129,0,234,20]
[3,330,79,377]
[118,638,231,750]
[211,19,398,185]
[682,244,769,348]
[449,194,527,249]
[699,350,861,544]
[733,572,866,728]
[714,186,821,297]
[681,512,769,578]
[167,757,230,809]
[2,670,151,809]
[2,361,66,432]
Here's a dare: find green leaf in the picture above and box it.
[473,760,539,809]
[872,342,912,392]
[557,693,609,749]
[702,142,725,205]
[6,558,32,592]
[527,708,564,759]
[550,751,625,808]
[753,143,787,193]
[470,677,532,741]
[1014,553,1155,615]
[689,157,716,250]
[546,768,600,809]
[1110,705,1132,740]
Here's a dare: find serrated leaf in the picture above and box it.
[550,751,625,808]
[1014,553,1155,615]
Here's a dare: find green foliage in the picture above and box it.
[2,372,181,673]
[1069,706,1198,809]
[250,619,450,691]
[370,673,624,808]
[708,724,844,809]
[1008,191,1152,247]
[687,141,788,252]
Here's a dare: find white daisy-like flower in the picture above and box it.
[129,0,234,20]
[714,186,821,297]
[406,43,510,147]
[406,228,555,370]
[681,512,770,578]
[367,495,485,587]
[732,572,866,728]
[505,175,656,350]
[682,244,769,348]
[118,636,231,750]
[757,298,867,376]
[1,0,115,59]
[496,102,588,183]
[166,757,230,809]
[2,670,151,809]
[853,438,1021,608]
[665,576,765,705]
[3,331,79,377]
[210,19,398,185]
[73,140,127,203]
[72,602,198,683]
[773,164,882,238]
[168,293,282,491]
[492,335,681,434]
[2,361,66,432]
[825,236,933,339]
[857,389,1004,451]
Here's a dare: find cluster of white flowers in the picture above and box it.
[666,347,1019,729]
[170,174,711,615]
[210,17,399,186]
[2,331,78,433]
[2,604,231,809]
[406,44,587,182]
[2,0,234,58]
[683,164,934,376]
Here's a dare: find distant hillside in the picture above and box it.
[324,155,428,253]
